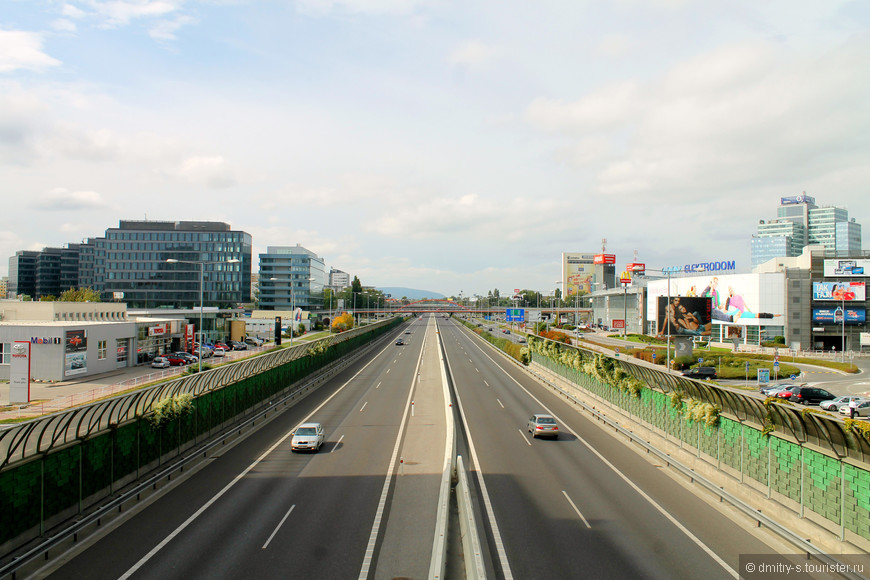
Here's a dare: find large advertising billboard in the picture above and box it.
[562,253,595,296]
[812,281,866,302]
[656,296,713,336]
[824,259,869,277]
[646,272,785,326]
[65,329,87,377]
[812,307,866,324]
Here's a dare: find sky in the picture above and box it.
[2,1,869,298]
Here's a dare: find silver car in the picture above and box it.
[528,414,559,439]
[291,422,325,452]
[820,396,866,411]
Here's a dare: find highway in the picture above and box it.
[41,315,448,580]
[438,316,780,579]
[37,314,787,579]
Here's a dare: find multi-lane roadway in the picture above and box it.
[38,314,788,579]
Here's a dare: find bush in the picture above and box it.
[148,393,194,427]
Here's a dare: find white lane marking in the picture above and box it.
[449,367,515,580]
[376,382,381,389]
[360,401,368,413]
[475,367,479,373]
[331,434,345,453]
[465,336,738,579]
[497,398,505,409]
[262,504,296,549]
[386,368,390,374]
[358,318,431,580]
[518,429,532,446]
[119,334,401,580]
[562,491,591,529]
[484,380,490,387]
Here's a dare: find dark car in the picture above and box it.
[777,386,836,405]
[227,341,247,351]
[395,338,405,345]
[681,366,717,380]
[174,352,198,364]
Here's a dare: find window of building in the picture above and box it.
[0,343,6,364]
[117,339,129,364]
[98,340,107,360]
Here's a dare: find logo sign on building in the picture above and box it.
[10,341,31,403]
[506,308,525,322]
[65,329,88,377]
[30,336,62,345]
[812,307,866,324]
[824,259,869,277]
[619,271,632,284]
[781,194,815,205]
[662,260,737,274]
[611,319,625,329]
[594,254,616,264]
[626,263,646,273]
[148,324,167,336]
[812,281,866,302]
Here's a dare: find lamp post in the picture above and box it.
[290,276,316,346]
[167,257,240,373]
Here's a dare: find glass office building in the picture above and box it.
[258,245,328,310]
[94,221,252,308]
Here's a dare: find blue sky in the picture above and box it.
[2,0,869,297]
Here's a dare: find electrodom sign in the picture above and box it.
[662,260,736,274]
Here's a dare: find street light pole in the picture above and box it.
[167,257,240,373]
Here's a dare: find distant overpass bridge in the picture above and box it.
[350,299,592,320]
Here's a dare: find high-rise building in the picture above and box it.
[7,250,39,299]
[751,194,862,266]
[94,220,252,308]
[258,245,328,310]
[329,268,350,292]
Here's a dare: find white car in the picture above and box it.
[840,400,870,418]
[151,356,170,369]
[820,396,866,412]
[212,346,227,357]
[527,414,559,439]
[291,422,325,452]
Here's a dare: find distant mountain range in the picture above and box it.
[378,287,446,300]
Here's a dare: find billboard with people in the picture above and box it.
[646,272,785,326]
[562,253,595,296]
[812,281,866,301]
[656,296,713,337]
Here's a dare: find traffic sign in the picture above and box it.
[790,374,797,380]
[698,357,703,364]
[773,362,779,368]
[652,352,656,359]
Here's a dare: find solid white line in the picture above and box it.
[465,336,739,579]
[360,401,368,413]
[331,434,344,453]
[497,398,504,409]
[358,320,430,580]
[518,429,531,446]
[119,335,401,580]
[262,504,296,549]
[561,491,591,529]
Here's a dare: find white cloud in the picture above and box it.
[51,19,79,33]
[449,40,502,68]
[0,30,62,73]
[78,0,182,28]
[295,0,428,16]
[148,14,196,40]
[32,188,109,210]
[172,155,237,188]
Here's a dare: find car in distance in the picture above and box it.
[227,340,247,351]
[681,367,717,380]
[151,356,171,369]
[395,338,405,345]
[528,414,559,439]
[820,396,866,412]
[840,400,870,418]
[777,386,836,405]
[245,336,264,346]
[291,423,325,452]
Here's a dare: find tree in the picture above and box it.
[58,287,102,302]
[332,312,354,332]
[351,276,363,295]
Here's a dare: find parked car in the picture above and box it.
[840,400,870,418]
[291,422,325,452]
[527,414,559,439]
[777,386,836,405]
[174,352,198,364]
[227,341,247,351]
[162,354,188,366]
[214,341,230,350]
[681,367,717,380]
[212,346,227,357]
[517,337,526,343]
[151,356,171,369]
[760,383,800,396]
[820,396,866,411]
[192,346,213,359]
[245,337,264,346]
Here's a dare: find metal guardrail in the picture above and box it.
[0,322,394,470]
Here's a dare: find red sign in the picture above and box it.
[594,254,616,264]
[611,319,625,329]
[626,262,646,272]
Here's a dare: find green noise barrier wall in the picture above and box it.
[0,318,401,555]
[530,347,870,543]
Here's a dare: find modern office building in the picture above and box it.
[94,220,252,308]
[7,250,39,299]
[329,268,350,292]
[258,245,328,311]
[751,194,862,266]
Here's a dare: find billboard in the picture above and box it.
[824,259,869,277]
[65,329,87,377]
[656,296,713,337]
[813,307,866,324]
[647,272,785,326]
[812,281,866,302]
[562,253,595,296]
[594,254,616,264]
